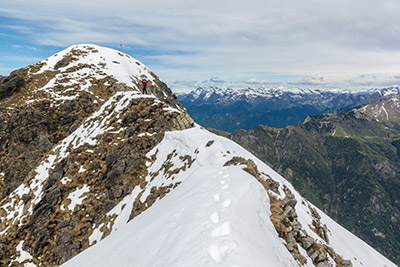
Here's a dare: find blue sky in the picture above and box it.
[1,0,400,92]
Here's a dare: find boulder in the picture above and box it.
[301,236,315,249]
[0,72,25,99]
[282,193,297,208]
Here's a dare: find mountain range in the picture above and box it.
[0,44,396,267]
[177,86,400,132]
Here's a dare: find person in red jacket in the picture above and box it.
[142,78,149,94]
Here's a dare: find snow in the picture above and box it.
[61,126,396,267]
[78,166,87,173]
[67,184,90,211]
[37,44,156,89]
[15,241,33,264]
[62,165,298,267]
[60,177,72,185]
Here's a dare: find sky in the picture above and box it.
[1,0,400,92]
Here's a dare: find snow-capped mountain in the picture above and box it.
[0,44,396,267]
[356,94,400,125]
[176,86,327,104]
[177,86,400,105]
[176,86,399,132]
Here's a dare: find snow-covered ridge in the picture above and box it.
[61,126,395,267]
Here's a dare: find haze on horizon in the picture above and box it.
[1,0,400,91]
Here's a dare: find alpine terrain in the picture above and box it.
[177,86,400,132]
[0,44,396,267]
[229,94,400,265]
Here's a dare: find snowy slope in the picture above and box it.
[61,126,395,267]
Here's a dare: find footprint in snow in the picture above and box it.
[209,212,219,224]
[211,222,231,237]
[222,199,232,208]
[213,193,220,202]
[208,240,237,263]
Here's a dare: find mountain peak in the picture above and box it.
[37,44,155,88]
[1,44,181,113]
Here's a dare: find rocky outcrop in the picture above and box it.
[224,156,352,266]
[0,70,25,100]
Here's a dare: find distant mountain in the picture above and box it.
[177,86,400,132]
[229,95,400,265]
[0,44,395,267]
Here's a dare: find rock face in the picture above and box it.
[229,106,400,265]
[0,44,194,266]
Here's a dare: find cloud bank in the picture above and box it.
[1,0,400,90]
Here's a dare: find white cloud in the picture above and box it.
[246,78,281,86]
[288,76,327,86]
[1,0,400,89]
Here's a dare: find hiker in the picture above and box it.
[142,78,149,94]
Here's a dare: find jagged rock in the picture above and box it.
[54,56,71,70]
[316,262,330,267]
[45,160,66,190]
[309,249,319,262]
[315,251,328,263]
[265,177,280,193]
[122,112,139,125]
[282,193,297,208]
[105,151,120,167]
[293,220,302,232]
[0,72,25,99]
[105,160,125,188]
[282,206,296,221]
[301,236,315,249]
[286,232,297,252]
[124,155,141,173]
[45,188,62,206]
[58,220,70,229]
[33,228,50,255]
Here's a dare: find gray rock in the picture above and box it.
[0,73,25,99]
[282,193,297,208]
[105,160,125,188]
[105,151,120,167]
[286,232,297,252]
[45,188,62,206]
[316,262,330,267]
[54,57,71,69]
[122,112,139,125]
[301,236,315,249]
